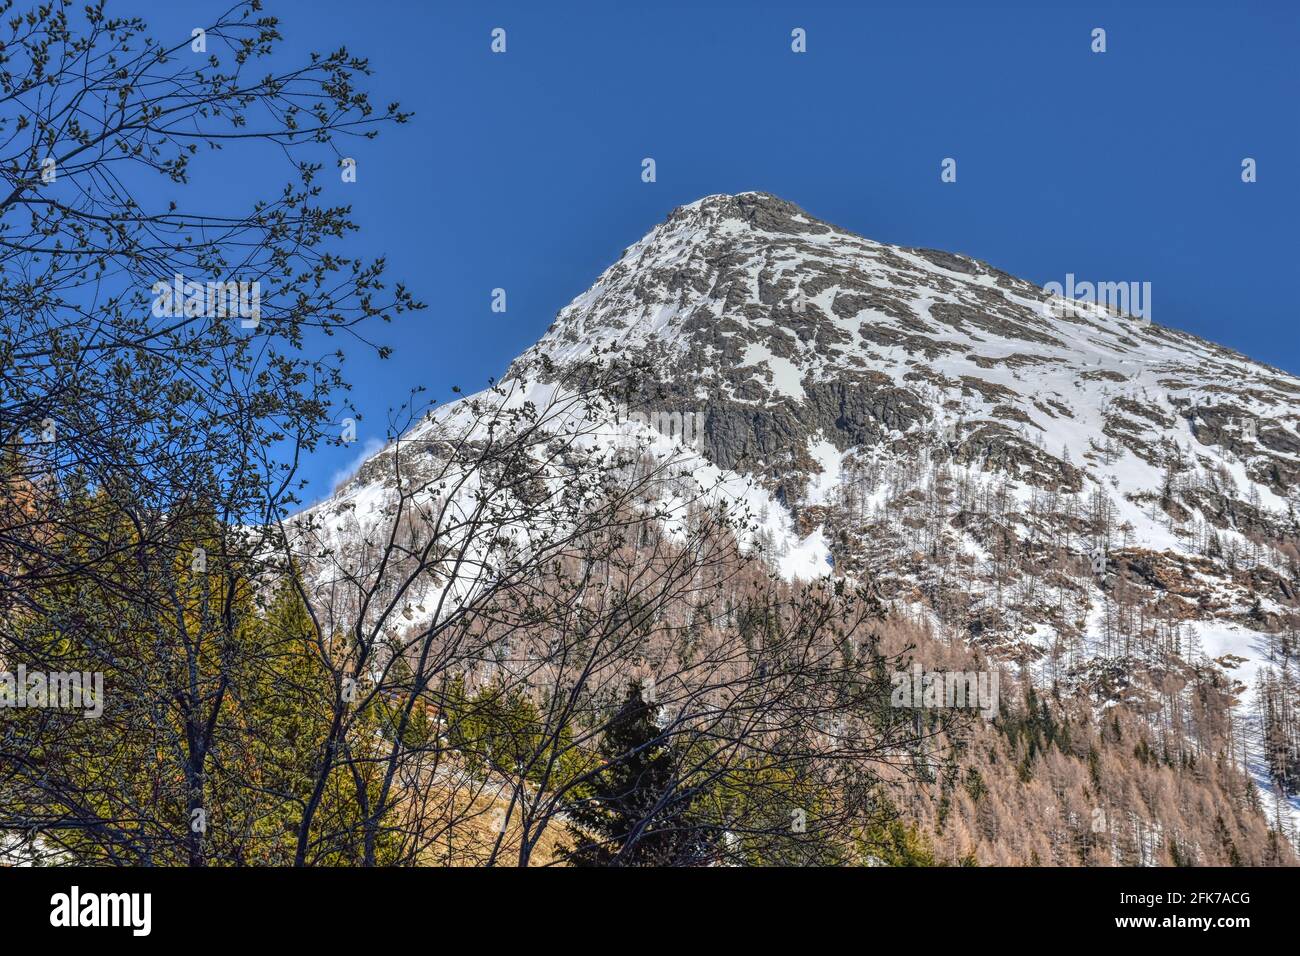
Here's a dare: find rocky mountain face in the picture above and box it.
[321,192,1300,826]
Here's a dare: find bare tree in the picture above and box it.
[270,357,951,866]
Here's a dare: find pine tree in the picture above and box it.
[563,681,711,866]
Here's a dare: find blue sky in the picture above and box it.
[124,0,1299,501]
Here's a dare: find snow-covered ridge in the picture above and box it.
[305,192,1300,828]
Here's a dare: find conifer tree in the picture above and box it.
[563,681,711,866]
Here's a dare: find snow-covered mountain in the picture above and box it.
[310,191,1300,824]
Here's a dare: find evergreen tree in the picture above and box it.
[563,681,711,866]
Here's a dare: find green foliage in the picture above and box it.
[442,676,588,789]
[859,811,938,866]
[562,681,713,866]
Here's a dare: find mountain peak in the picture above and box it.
[310,194,1300,852]
[665,191,834,237]
[518,194,1299,501]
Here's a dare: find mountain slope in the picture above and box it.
[317,191,1300,834]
